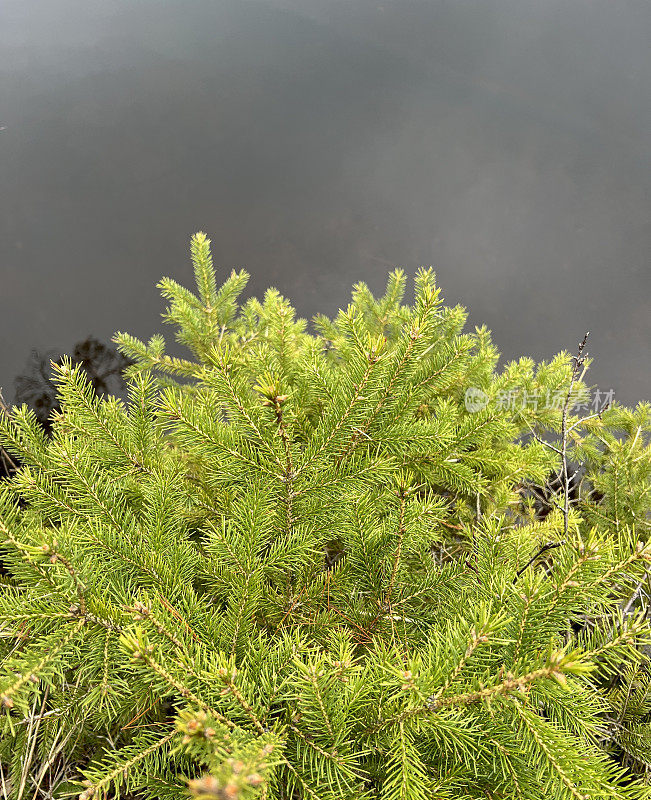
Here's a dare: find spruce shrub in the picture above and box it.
[0,233,649,799]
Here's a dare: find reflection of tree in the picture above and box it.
[1,337,133,479]
[0,390,18,480]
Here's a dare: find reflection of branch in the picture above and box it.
[514,541,565,582]
[0,390,11,421]
[0,389,19,474]
[13,337,134,435]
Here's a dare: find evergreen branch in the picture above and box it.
[592,541,651,586]
[271,395,296,539]
[125,601,185,650]
[512,704,586,800]
[33,459,163,583]
[156,594,202,643]
[430,664,573,711]
[0,619,84,709]
[370,655,582,733]
[288,723,365,782]
[205,351,285,471]
[161,393,282,480]
[384,490,408,607]
[78,730,177,800]
[512,587,540,664]
[437,621,493,697]
[549,548,596,606]
[304,666,334,740]
[47,544,87,615]
[51,362,153,475]
[78,608,124,633]
[204,518,248,578]
[298,350,378,476]
[486,737,524,799]
[216,667,265,735]
[99,628,111,705]
[412,342,467,393]
[0,518,57,587]
[130,646,236,730]
[42,452,164,585]
[280,757,328,800]
[336,292,440,464]
[580,621,647,662]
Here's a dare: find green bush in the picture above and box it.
[0,233,649,799]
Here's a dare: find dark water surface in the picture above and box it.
[1,0,649,405]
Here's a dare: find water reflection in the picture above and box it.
[1,0,649,404]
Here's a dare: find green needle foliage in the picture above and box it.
[0,233,649,799]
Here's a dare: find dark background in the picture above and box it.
[1,0,649,405]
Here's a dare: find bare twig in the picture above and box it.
[561,333,589,539]
[514,541,566,582]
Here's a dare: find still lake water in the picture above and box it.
[1,0,649,405]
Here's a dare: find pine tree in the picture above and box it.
[0,232,649,799]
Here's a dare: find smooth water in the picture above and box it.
[1,0,649,404]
